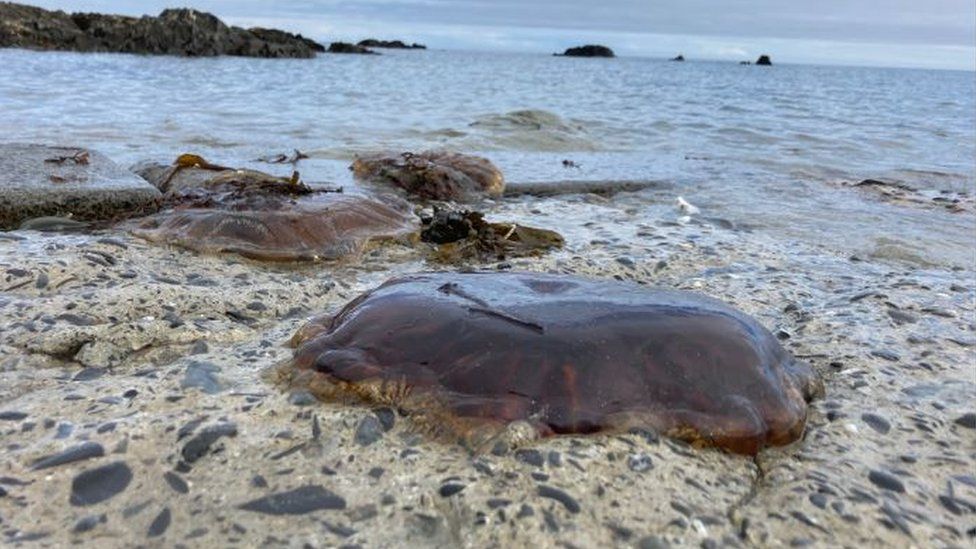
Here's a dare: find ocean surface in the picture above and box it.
[1,48,973,267]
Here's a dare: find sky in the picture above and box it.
[26,1,976,70]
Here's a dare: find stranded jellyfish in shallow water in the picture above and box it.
[131,167,417,262]
[351,151,505,201]
[284,272,822,455]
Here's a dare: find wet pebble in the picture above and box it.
[0,411,28,421]
[182,361,224,394]
[515,449,544,467]
[72,514,106,533]
[953,413,976,429]
[163,471,189,494]
[238,485,346,515]
[537,485,580,514]
[287,391,316,407]
[439,483,465,497]
[627,453,654,472]
[69,461,133,506]
[868,470,906,493]
[373,407,396,431]
[32,441,105,470]
[354,415,384,446]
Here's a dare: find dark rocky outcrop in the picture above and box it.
[358,39,425,49]
[0,2,324,58]
[756,55,772,66]
[671,54,685,62]
[328,41,377,55]
[558,45,615,58]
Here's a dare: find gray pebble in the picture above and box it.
[69,461,133,506]
[861,413,891,434]
[147,507,171,538]
[287,391,317,406]
[627,453,654,473]
[182,361,224,394]
[0,411,27,421]
[953,413,976,429]
[32,441,105,470]
[515,449,544,467]
[163,471,189,494]
[868,470,906,493]
[354,416,384,446]
[373,407,396,431]
[181,423,238,464]
[537,485,580,514]
[72,514,106,533]
[439,483,465,497]
[639,535,671,549]
[238,485,346,515]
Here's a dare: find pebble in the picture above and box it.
[868,470,906,493]
[182,361,224,394]
[69,461,133,506]
[639,535,671,549]
[287,391,316,406]
[439,483,465,497]
[72,368,105,382]
[537,485,581,514]
[515,449,545,467]
[72,514,106,533]
[0,411,28,421]
[870,349,900,362]
[861,413,892,434]
[627,453,654,472]
[373,407,396,431]
[163,471,189,494]
[147,507,171,538]
[31,441,105,470]
[953,413,976,429]
[181,423,238,464]
[238,485,346,515]
[354,415,384,446]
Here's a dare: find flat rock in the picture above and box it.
[0,144,161,229]
[239,485,347,515]
[31,441,105,470]
[69,461,133,506]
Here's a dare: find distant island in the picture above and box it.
[556,44,615,58]
[0,2,324,58]
[358,39,426,50]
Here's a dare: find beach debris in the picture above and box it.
[258,149,309,165]
[419,207,563,263]
[281,271,822,455]
[351,150,505,201]
[130,158,416,262]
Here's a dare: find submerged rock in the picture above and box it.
[352,151,505,201]
[0,144,161,230]
[0,4,323,58]
[358,39,425,49]
[130,156,416,262]
[283,272,822,454]
[559,45,615,58]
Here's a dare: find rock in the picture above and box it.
[0,144,161,230]
[181,361,224,395]
[180,422,238,464]
[559,45,615,58]
[239,485,346,515]
[0,411,27,421]
[868,469,906,493]
[163,471,189,494]
[0,4,323,58]
[954,413,976,429]
[72,514,106,533]
[31,441,105,470]
[756,55,772,66]
[671,54,685,62]
[438,483,465,497]
[328,42,377,55]
[69,461,133,506]
[537,485,581,513]
[357,39,425,49]
[147,507,171,538]
[354,415,384,446]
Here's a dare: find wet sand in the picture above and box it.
[0,188,973,547]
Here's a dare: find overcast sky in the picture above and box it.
[27,0,976,69]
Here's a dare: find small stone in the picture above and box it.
[182,361,224,394]
[72,368,106,381]
[72,514,106,533]
[163,471,189,494]
[287,391,317,406]
[861,413,891,434]
[639,535,671,549]
[870,350,900,362]
[439,483,465,497]
[515,449,544,467]
[147,507,171,538]
[367,467,384,479]
[238,485,346,515]
[953,413,976,429]
[32,441,105,470]
[181,423,238,464]
[868,470,906,493]
[354,415,384,446]
[251,475,268,488]
[70,461,133,506]
[0,411,27,421]
[627,453,654,472]
[373,407,396,431]
[537,485,580,514]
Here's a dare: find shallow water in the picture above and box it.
[1,48,973,266]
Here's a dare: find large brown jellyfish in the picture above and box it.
[351,151,505,201]
[283,272,822,455]
[130,160,417,262]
